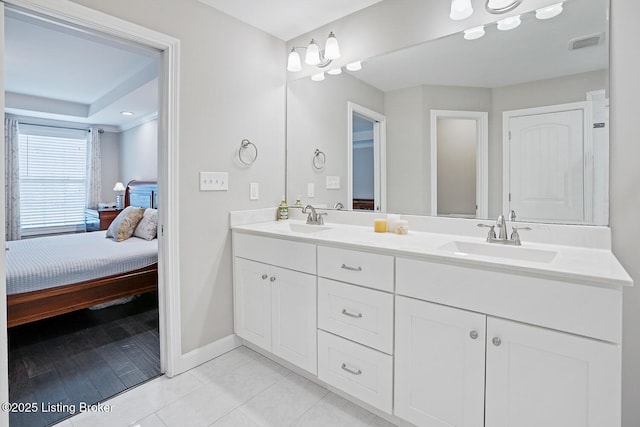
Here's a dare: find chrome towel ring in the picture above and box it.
[312,148,326,170]
[238,139,258,165]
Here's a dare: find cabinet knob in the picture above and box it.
[492,337,502,346]
[270,276,276,282]
[469,330,479,340]
[261,274,268,280]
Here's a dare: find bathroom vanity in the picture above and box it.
[231,211,631,427]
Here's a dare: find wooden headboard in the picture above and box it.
[124,180,158,209]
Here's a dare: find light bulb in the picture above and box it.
[536,2,563,20]
[311,72,325,82]
[324,32,341,60]
[327,68,342,75]
[464,26,485,40]
[287,48,302,72]
[305,39,321,65]
[450,0,473,21]
[346,61,362,71]
[497,15,521,31]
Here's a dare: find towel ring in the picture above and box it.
[312,149,326,170]
[238,139,258,165]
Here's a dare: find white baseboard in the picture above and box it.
[173,334,242,375]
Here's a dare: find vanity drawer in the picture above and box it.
[317,246,394,292]
[233,232,316,274]
[317,330,393,414]
[318,278,394,354]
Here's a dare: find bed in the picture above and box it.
[6,180,159,327]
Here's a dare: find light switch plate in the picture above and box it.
[326,176,341,190]
[250,183,259,200]
[307,183,315,198]
[200,172,229,191]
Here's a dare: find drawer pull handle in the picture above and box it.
[341,363,362,376]
[492,337,502,346]
[270,276,276,282]
[469,330,478,340]
[261,274,268,280]
[341,309,363,319]
[341,264,362,272]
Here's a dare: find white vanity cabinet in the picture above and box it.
[233,234,317,374]
[395,258,622,427]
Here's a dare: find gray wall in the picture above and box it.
[610,1,640,426]
[72,0,286,354]
[287,72,383,207]
[118,119,158,185]
[99,131,120,203]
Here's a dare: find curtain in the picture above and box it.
[86,127,102,209]
[5,117,20,241]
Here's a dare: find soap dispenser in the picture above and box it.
[277,197,289,220]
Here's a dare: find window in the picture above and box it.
[18,124,88,236]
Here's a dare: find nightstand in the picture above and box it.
[98,208,122,230]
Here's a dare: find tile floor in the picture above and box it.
[59,346,396,427]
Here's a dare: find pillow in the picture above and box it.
[106,206,145,242]
[134,208,158,241]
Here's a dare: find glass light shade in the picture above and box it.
[311,72,325,82]
[287,49,302,72]
[327,67,342,75]
[113,182,126,192]
[346,61,362,71]
[497,15,521,31]
[450,0,473,20]
[324,32,341,60]
[464,26,486,40]
[487,0,518,9]
[536,2,563,20]
[305,39,321,65]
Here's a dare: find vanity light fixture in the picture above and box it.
[450,0,473,20]
[287,32,341,72]
[311,72,325,82]
[346,61,362,72]
[486,0,522,14]
[536,2,564,20]
[497,15,521,30]
[327,68,342,75]
[464,26,486,40]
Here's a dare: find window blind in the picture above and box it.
[18,125,88,236]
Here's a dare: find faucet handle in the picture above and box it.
[508,210,517,222]
[510,226,531,245]
[477,223,496,241]
[317,212,327,225]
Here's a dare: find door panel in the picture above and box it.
[234,258,272,350]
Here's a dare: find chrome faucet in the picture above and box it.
[302,205,327,225]
[333,202,344,210]
[477,213,531,246]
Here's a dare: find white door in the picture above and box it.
[271,266,317,374]
[485,317,621,427]
[234,258,272,350]
[395,297,486,427]
[507,108,585,223]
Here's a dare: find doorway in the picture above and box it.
[347,102,386,212]
[430,110,489,218]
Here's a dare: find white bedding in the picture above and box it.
[6,231,158,295]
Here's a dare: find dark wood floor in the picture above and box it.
[8,293,161,427]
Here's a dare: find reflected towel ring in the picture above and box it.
[312,149,326,170]
[238,139,258,165]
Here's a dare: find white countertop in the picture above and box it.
[232,220,633,289]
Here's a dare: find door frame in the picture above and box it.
[502,101,593,224]
[0,3,182,424]
[347,102,386,212]
[430,110,489,218]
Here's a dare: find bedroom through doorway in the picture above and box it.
[4,8,163,427]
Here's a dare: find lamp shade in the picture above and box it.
[113,182,126,192]
[450,0,473,20]
[487,0,518,9]
[305,39,321,65]
[287,48,302,72]
[311,72,325,82]
[346,61,362,71]
[464,26,486,40]
[324,32,341,60]
[536,2,563,20]
[497,15,521,31]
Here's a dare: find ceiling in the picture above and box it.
[4,10,160,131]
[197,0,383,41]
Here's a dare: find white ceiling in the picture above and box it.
[4,11,160,131]
[197,0,384,41]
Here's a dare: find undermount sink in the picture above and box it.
[438,240,558,263]
[286,223,331,234]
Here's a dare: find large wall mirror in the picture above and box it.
[286,0,609,225]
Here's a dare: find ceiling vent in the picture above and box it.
[569,33,605,51]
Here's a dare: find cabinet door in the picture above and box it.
[485,317,621,427]
[234,258,272,351]
[271,266,317,374]
[395,296,486,427]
